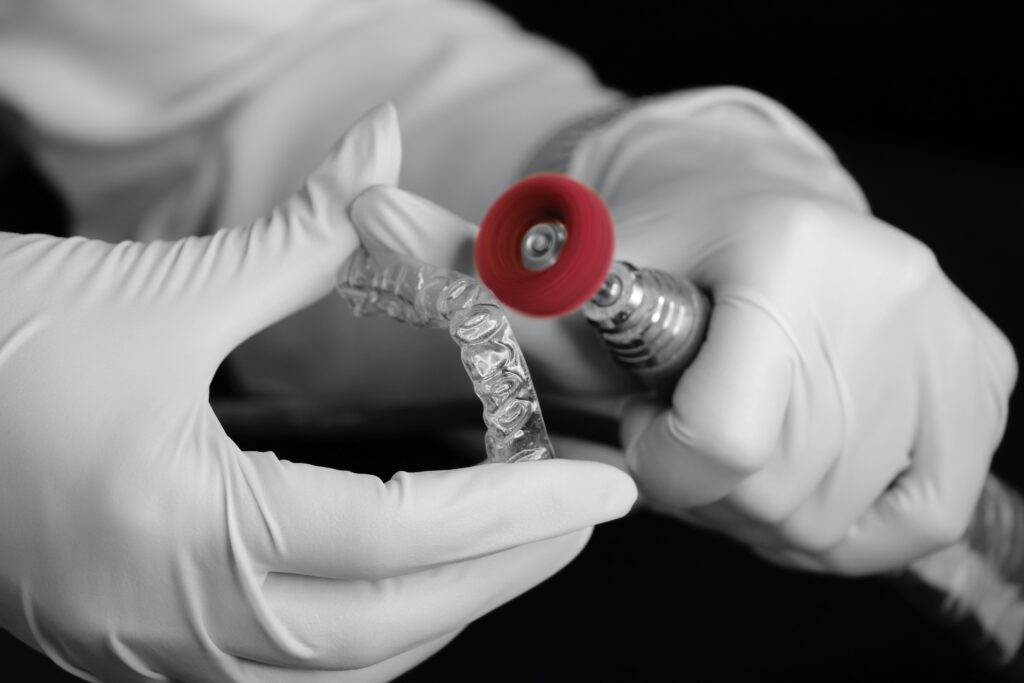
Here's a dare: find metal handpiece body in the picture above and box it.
[583,261,710,397]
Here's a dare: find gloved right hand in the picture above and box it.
[346,121,1017,577]
[0,103,637,683]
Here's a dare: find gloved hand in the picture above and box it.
[348,93,1018,576]
[0,103,637,682]
[569,96,1020,575]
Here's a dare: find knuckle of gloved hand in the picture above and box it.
[336,478,407,578]
[916,503,972,551]
[777,514,848,556]
[680,412,775,477]
[1000,337,1019,389]
[726,481,797,527]
[354,470,469,577]
[890,236,941,297]
[749,196,837,263]
[989,326,1019,392]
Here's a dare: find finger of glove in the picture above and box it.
[621,296,793,508]
[251,530,589,670]
[350,185,477,274]
[681,437,904,555]
[764,302,1016,573]
[545,434,630,475]
[765,415,913,557]
[234,451,635,579]
[670,406,848,551]
[232,629,460,682]
[544,434,644,510]
[813,327,1006,575]
[190,102,401,355]
[690,383,907,554]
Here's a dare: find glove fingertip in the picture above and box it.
[587,462,639,520]
[533,458,639,523]
[350,185,477,272]
[314,102,402,208]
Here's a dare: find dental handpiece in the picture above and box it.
[476,172,1024,673]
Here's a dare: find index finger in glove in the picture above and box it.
[621,293,794,508]
[186,102,401,357]
[350,185,477,274]
[233,451,637,580]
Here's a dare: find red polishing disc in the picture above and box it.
[476,174,614,317]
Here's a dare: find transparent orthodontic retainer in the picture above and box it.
[336,248,553,464]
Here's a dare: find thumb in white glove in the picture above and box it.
[0,103,637,682]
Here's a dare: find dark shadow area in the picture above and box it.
[492,3,1023,162]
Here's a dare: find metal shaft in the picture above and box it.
[582,261,710,396]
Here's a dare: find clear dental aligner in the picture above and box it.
[337,248,554,464]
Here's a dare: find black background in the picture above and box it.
[2,2,1022,681]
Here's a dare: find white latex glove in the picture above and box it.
[348,93,1018,576]
[0,104,637,683]
[569,96,1019,575]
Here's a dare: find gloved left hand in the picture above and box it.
[0,103,637,682]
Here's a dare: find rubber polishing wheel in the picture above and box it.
[476,173,614,317]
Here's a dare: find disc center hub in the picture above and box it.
[521,222,567,271]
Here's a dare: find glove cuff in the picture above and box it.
[520,99,636,176]
[520,87,870,213]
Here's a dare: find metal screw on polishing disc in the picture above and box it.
[521,222,567,271]
[591,274,623,307]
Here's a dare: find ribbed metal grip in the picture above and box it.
[582,261,710,395]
